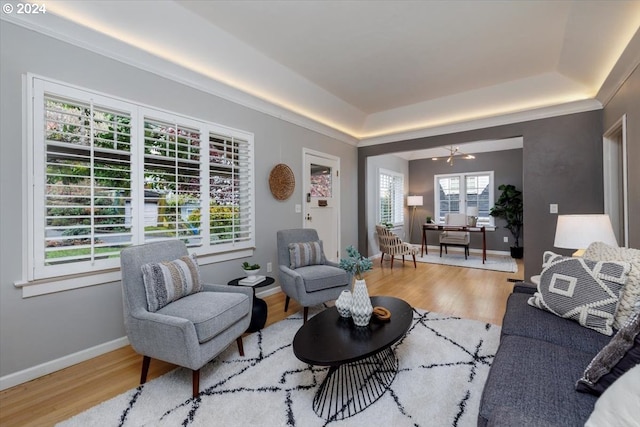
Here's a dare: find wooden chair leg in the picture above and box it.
[380,253,384,265]
[236,336,244,356]
[440,244,443,257]
[284,296,290,312]
[390,256,394,269]
[140,355,151,384]
[192,369,200,398]
[303,307,309,323]
[402,255,405,264]
[412,254,417,268]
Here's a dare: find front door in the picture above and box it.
[303,150,340,262]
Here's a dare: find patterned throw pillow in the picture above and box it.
[583,242,640,329]
[141,254,203,312]
[288,241,325,269]
[528,251,630,335]
[576,311,640,396]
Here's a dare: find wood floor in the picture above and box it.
[0,257,523,427]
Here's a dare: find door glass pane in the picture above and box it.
[310,163,332,197]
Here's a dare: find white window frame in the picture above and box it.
[18,74,255,297]
[378,168,405,227]
[434,171,495,226]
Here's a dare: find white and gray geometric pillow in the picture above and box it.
[528,251,631,336]
[583,242,640,329]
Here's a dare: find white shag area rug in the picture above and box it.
[415,250,518,273]
[58,307,501,427]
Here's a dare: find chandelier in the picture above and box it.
[431,146,476,166]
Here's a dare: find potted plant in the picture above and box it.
[490,184,524,259]
[241,261,261,278]
[426,216,432,224]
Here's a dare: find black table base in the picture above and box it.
[247,296,267,332]
[313,347,398,421]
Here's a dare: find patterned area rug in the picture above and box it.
[415,250,518,273]
[58,307,501,427]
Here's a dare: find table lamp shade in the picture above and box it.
[466,206,479,217]
[554,215,618,251]
[407,196,423,207]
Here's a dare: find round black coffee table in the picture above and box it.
[293,295,412,420]
[228,276,275,332]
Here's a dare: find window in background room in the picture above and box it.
[28,76,254,284]
[378,169,404,226]
[435,172,494,225]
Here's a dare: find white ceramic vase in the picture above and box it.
[350,279,373,327]
[335,290,352,317]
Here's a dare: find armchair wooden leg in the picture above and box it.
[236,336,245,356]
[440,244,443,257]
[412,254,417,268]
[303,307,309,323]
[390,256,394,269]
[380,253,384,265]
[140,355,151,385]
[402,255,405,264]
[284,296,290,313]
[192,369,200,398]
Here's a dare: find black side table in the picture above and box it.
[227,276,275,332]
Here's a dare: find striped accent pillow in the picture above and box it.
[288,241,325,269]
[141,254,203,312]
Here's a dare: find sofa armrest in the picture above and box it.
[512,281,537,295]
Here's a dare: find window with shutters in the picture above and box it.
[26,76,254,288]
[378,169,404,226]
[434,171,494,225]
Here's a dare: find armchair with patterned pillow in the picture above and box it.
[277,228,350,322]
[120,240,253,398]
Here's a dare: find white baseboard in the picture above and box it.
[0,286,283,392]
[0,336,129,391]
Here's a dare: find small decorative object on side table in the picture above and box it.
[228,276,275,332]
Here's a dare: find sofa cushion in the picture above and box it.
[583,242,640,329]
[141,254,203,312]
[157,291,251,343]
[502,293,611,354]
[479,335,598,427]
[293,264,349,293]
[288,240,325,269]
[576,311,640,396]
[528,251,630,335]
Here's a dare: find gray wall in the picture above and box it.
[359,110,605,280]
[0,23,357,378]
[603,63,640,247]
[408,148,523,249]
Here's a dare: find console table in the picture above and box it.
[421,224,487,263]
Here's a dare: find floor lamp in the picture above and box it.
[407,196,423,243]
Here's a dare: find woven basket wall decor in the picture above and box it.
[269,163,295,200]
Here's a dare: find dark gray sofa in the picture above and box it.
[478,283,612,426]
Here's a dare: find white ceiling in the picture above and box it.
[9,1,640,146]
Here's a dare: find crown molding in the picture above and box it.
[597,28,640,106]
[358,99,602,147]
[1,13,359,146]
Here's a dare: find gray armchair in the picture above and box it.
[277,229,350,322]
[439,213,470,259]
[120,240,252,398]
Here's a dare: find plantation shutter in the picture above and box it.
[465,174,491,222]
[208,132,252,245]
[379,171,404,225]
[143,117,203,247]
[437,176,461,220]
[42,94,133,272]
